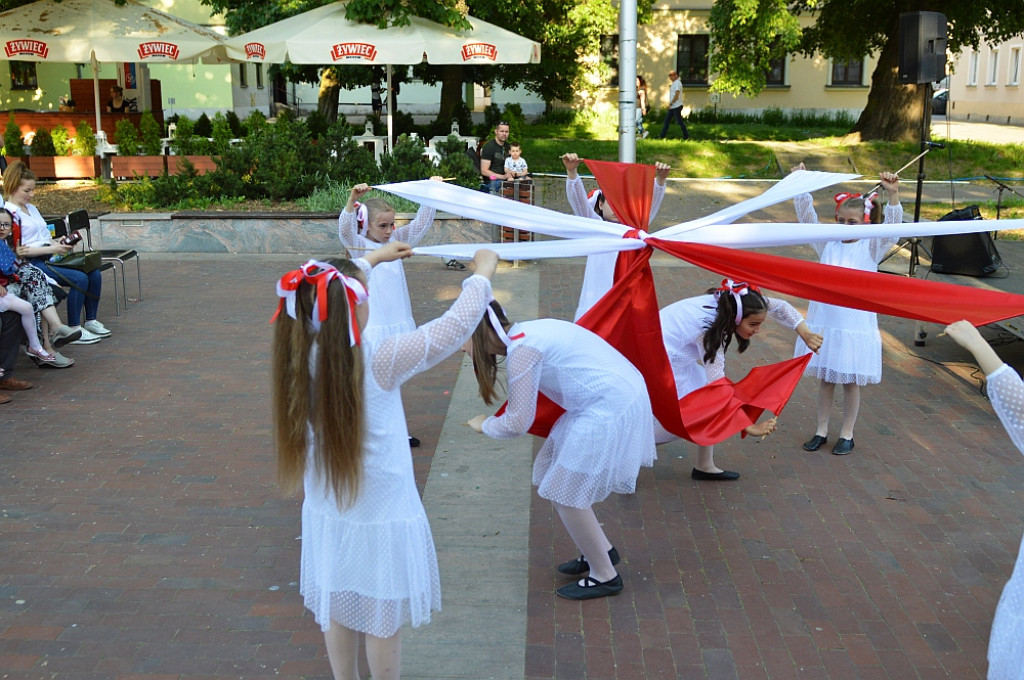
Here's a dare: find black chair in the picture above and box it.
[52,213,122,316]
[67,210,143,312]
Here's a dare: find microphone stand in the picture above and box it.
[984,175,1024,232]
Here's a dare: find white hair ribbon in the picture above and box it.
[586,188,603,217]
[354,202,369,232]
[271,259,368,345]
[485,301,523,348]
[715,278,755,326]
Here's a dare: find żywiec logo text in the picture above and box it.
[461,43,498,62]
[245,42,267,60]
[331,42,377,61]
[5,40,48,59]
[137,42,180,60]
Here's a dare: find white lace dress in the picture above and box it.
[654,294,805,444]
[480,319,656,508]
[300,271,491,637]
[567,176,666,321]
[792,194,902,385]
[338,204,437,346]
[986,364,1024,680]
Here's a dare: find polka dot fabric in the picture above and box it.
[986,364,1024,679]
[792,193,902,386]
[481,319,656,509]
[299,274,492,637]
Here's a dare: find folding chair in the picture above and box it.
[51,213,121,316]
[67,210,143,311]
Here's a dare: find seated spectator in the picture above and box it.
[107,85,127,113]
[3,162,110,346]
[503,141,530,181]
[0,310,32,401]
[479,121,513,193]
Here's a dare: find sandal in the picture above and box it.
[27,347,57,362]
[556,574,623,600]
[445,259,466,270]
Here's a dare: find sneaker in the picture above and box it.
[642,130,649,139]
[51,324,83,348]
[69,327,102,345]
[83,320,111,337]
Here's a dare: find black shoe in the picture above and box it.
[556,574,623,600]
[832,438,855,455]
[409,436,420,448]
[557,547,620,576]
[445,259,466,270]
[690,468,740,481]
[803,435,828,452]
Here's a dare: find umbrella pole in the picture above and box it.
[386,64,393,153]
[91,52,102,141]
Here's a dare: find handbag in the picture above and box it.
[53,250,101,274]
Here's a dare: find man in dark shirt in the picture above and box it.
[479,121,512,193]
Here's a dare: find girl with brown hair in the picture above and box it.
[272,243,499,680]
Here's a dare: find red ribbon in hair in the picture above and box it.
[270,260,367,345]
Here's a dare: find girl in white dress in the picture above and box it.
[658,280,822,480]
[272,243,499,680]
[560,152,670,321]
[465,302,656,600]
[339,178,444,448]
[944,320,1024,680]
[792,167,902,455]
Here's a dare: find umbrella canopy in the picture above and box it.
[221,1,541,147]
[0,0,226,135]
[221,3,541,65]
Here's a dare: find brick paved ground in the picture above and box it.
[3,245,1024,679]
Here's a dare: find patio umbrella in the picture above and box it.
[0,0,226,135]
[220,1,541,148]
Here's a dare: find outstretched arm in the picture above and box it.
[393,176,443,245]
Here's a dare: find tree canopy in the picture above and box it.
[708,0,1024,140]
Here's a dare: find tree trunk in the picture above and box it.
[438,65,465,123]
[317,70,341,122]
[849,31,931,142]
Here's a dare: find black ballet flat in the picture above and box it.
[556,574,624,600]
[831,438,855,455]
[557,547,620,576]
[690,468,740,481]
[803,435,828,452]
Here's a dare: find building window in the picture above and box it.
[255,63,265,89]
[238,64,249,89]
[766,55,786,86]
[1009,47,1021,86]
[831,58,863,86]
[676,35,709,85]
[9,61,37,90]
[600,34,619,88]
[987,48,1000,85]
[967,50,979,86]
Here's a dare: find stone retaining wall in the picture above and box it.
[95,211,499,254]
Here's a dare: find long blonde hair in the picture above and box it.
[468,301,509,405]
[272,258,365,506]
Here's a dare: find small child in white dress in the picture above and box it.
[465,303,656,600]
[560,152,670,321]
[944,320,1024,680]
[271,244,499,680]
[791,165,903,456]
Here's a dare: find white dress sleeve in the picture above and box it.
[868,203,904,262]
[371,275,492,391]
[393,204,437,246]
[767,297,804,331]
[338,209,371,250]
[987,364,1024,454]
[566,176,591,219]
[650,180,667,222]
[481,344,544,439]
[793,193,827,258]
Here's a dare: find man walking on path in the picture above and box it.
[660,70,690,140]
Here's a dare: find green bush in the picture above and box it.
[242,110,268,136]
[225,110,244,137]
[72,121,97,156]
[30,127,56,156]
[194,112,213,138]
[170,116,211,155]
[304,110,330,140]
[4,115,25,156]
[435,135,479,189]
[245,113,315,200]
[320,119,380,184]
[51,125,71,156]
[390,110,417,138]
[379,134,432,184]
[114,119,140,155]
[139,112,164,156]
[210,112,233,155]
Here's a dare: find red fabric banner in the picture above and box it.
[582,158,655,231]
[647,238,1024,326]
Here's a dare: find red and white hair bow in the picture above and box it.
[715,278,760,325]
[834,191,873,224]
[586,188,604,217]
[354,202,369,232]
[271,259,368,345]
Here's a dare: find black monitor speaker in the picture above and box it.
[930,205,1002,277]
[898,11,947,84]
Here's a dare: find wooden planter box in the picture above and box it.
[3,156,29,170]
[112,155,167,178]
[168,155,218,176]
[54,156,100,179]
[27,157,56,179]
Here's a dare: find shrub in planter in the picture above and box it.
[321,120,379,184]
[225,110,244,138]
[30,127,56,156]
[73,121,97,156]
[114,118,140,155]
[246,114,314,200]
[51,125,71,156]
[4,114,25,157]
[210,112,233,155]
[379,134,432,184]
[170,115,195,156]
[435,135,479,189]
[139,112,164,156]
[194,112,213,138]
